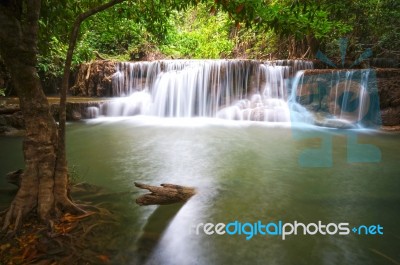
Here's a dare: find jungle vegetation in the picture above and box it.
[34,0,400,85]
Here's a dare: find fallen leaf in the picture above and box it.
[0,243,11,251]
[98,254,110,263]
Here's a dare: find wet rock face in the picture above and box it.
[0,101,106,136]
[377,69,400,126]
[370,58,399,68]
[0,104,25,136]
[50,102,104,121]
[297,68,400,127]
[314,117,357,129]
[380,107,400,126]
[70,60,116,97]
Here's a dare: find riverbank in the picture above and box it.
[0,182,139,265]
[0,97,112,136]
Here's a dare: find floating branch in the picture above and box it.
[134,182,196,206]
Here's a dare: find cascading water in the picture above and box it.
[95,59,380,127]
[217,63,291,122]
[101,59,313,122]
[288,69,381,128]
[86,106,100,118]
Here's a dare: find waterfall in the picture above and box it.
[91,59,381,127]
[111,61,161,96]
[86,106,100,118]
[102,59,313,122]
[288,69,381,128]
[267,59,314,75]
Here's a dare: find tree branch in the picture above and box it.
[57,0,127,170]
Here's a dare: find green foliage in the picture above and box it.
[161,5,234,58]
[255,0,352,40]
[351,0,400,57]
[37,0,97,79]
[314,0,400,59]
[37,36,68,78]
[77,6,148,56]
[34,0,400,80]
[37,0,180,78]
[376,0,400,53]
[0,88,5,97]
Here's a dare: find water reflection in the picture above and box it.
[1,118,399,265]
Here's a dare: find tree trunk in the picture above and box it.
[0,0,82,232]
[1,0,128,233]
[56,0,127,215]
[306,34,320,58]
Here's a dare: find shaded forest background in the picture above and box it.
[1,0,399,95]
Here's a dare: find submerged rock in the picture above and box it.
[312,112,357,129]
[314,118,357,129]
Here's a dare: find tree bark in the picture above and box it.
[306,34,320,58]
[0,0,126,233]
[0,0,61,231]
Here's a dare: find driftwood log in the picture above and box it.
[134,182,196,206]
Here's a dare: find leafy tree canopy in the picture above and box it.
[34,0,400,82]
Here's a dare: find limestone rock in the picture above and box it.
[70,60,116,97]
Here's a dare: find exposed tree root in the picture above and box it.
[55,197,87,217]
[0,183,128,265]
[1,195,87,236]
[2,199,35,237]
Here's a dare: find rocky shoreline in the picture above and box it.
[0,98,110,136]
[0,103,24,136]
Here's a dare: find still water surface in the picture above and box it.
[1,117,399,265]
